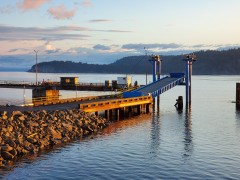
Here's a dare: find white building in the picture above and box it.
[117,76,132,88]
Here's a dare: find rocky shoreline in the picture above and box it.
[0,109,109,167]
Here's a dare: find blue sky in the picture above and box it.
[0,0,240,69]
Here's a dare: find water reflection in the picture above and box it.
[151,96,161,115]
[150,112,161,157]
[235,106,240,130]
[178,108,193,160]
[101,114,151,136]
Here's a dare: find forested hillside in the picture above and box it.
[28,48,240,75]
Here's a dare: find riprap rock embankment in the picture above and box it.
[0,109,109,166]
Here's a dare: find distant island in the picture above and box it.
[28,48,240,75]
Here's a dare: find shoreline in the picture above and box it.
[0,109,109,167]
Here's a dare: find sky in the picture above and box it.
[0,0,240,69]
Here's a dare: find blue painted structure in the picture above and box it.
[183,54,197,107]
[148,55,161,82]
[123,73,185,98]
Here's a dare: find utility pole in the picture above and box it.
[34,50,39,86]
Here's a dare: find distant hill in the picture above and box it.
[28,48,240,75]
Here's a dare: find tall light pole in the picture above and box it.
[34,50,39,86]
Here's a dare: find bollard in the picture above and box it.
[236,83,240,108]
[175,96,183,110]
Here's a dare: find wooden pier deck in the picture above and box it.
[0,95,153,121]
[0,73,185,120]
[0,80,115,91]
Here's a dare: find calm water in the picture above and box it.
[1,72,240,179]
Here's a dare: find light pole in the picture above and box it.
[34,50,39,86]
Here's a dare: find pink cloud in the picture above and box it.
[17,0,50,11]
[48,5,76,20]
[81,0,92,7]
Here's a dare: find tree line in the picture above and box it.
[28,48,240,75]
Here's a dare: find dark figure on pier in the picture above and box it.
[174,96,183,110]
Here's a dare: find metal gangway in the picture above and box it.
[123,73,185,98]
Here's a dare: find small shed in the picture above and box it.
[117,76,132,88]
[32,87,59,103]
[60,77,79,86]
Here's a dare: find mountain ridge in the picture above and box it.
[28,48,240,75]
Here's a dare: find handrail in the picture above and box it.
[25,92,123,106]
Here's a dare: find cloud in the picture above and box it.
[17,0,50,11]
[93,44,111,51]
[88,19,112,23]
[45,41,55,50]
[0,25,132,42]
[8,48,28,53]
[0,56,33,69]
[122,43,182,50]
[96,29,133,33]
[216,44,240,51]
[45,49,61,54]
[48,4,76,20]
[0,5,15,14]
[81,0,93,7]
[44,41,61,54]
[192,44,207,48]
[0,25,90,41]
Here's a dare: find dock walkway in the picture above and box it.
[123,73,185,98]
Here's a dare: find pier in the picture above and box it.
[0,54,197,119]
[0,80,116,91]
[0,54,196,167]
[0,72,185,120]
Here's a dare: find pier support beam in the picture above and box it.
[109,109,113,121]
[236,83,240,109]
[137,105,141,115]
[183,54,196,108]
[146,104,150,114]
[105,110,109,120]
[115,108,120,121]
[156,96,160,114]
[185,61,189,106]
[120,107,125,120]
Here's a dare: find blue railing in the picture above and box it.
[123,73,185,98]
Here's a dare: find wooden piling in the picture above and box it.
[109,109,113,121]
[146,104,150,113]
[236,83,240,108]
[137,105,141,115]
[105,110,109,120]
[115,108,120,121]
